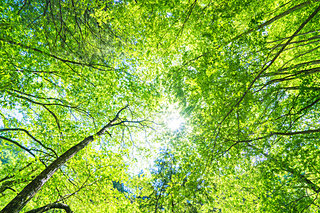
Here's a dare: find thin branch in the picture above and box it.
[0,105,132,213]
[0,38,113,70]
[0,128,58,157]
[273,128,320,136]
[25,203,72,213]
[232,0,317,41]
[0,136,35,158]
[221,3,320,127]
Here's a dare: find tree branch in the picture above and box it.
[25,203,73,213]
[0,136,35,158]
[0,106,129,213]
[0,128,58,157]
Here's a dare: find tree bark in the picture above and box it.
[0,106,128,213]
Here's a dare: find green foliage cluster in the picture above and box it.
[1,0,320,212]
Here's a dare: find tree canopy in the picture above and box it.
[1,0,320,212]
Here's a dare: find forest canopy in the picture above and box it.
[1,0,320,212]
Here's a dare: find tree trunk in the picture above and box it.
[0,106,128,213]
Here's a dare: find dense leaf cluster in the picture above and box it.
[1,0,320,212]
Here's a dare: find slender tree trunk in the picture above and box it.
[0,106,128,213]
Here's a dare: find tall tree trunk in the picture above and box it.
[0,106,128,213]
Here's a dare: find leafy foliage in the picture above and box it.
[1,0,320,212]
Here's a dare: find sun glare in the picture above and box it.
[167,113,184,131]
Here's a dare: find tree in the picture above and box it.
[1,0,157,212]
[1,0,320,212]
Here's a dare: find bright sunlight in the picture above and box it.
[167,113,184,131]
